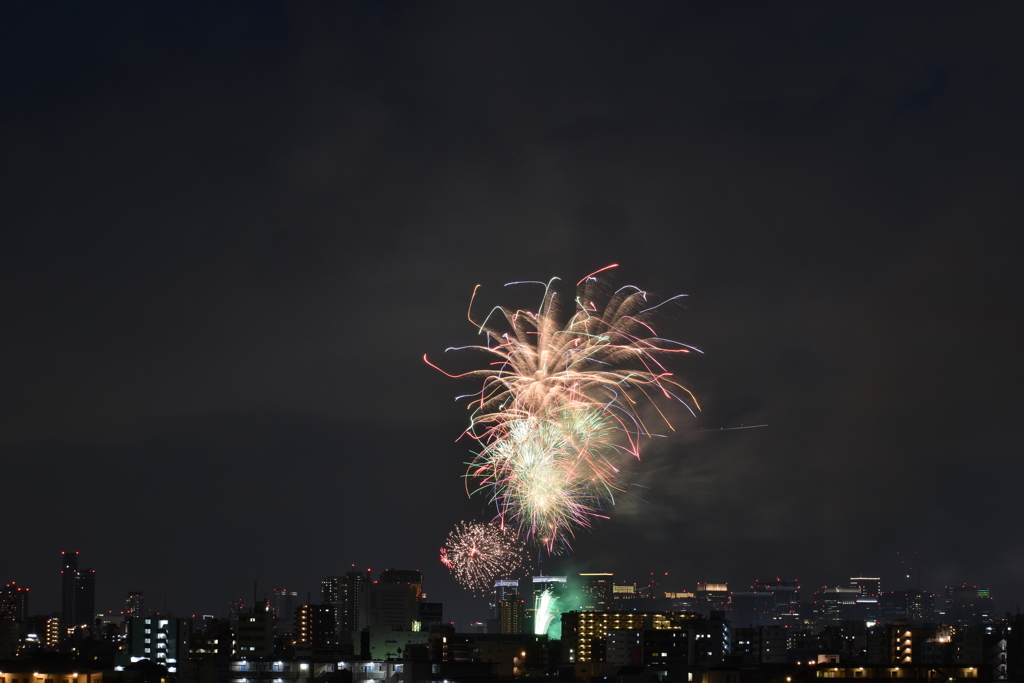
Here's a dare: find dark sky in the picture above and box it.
[3,3,1023,624]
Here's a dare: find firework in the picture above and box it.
[440,520,526,593]
[428,266,700,552]
[534,588,559,637]
[470,403,627,552]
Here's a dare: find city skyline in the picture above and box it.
[2,3,1022,636]
[1,550,1011,627]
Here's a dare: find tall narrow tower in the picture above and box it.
[61,551,79,629]
[61,551,96,629]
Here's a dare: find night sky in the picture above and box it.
[3,4,1023,625]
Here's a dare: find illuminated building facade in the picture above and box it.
[123,615,191,673]
[295,603,335,648]
[45,616,61,648]
[499,596,525,635]
[322,570,369,634]
[489,580,518,634]
[695,583,730,616]
[561,611,698,663]
[613,582,638,604]
[579,573,614,611]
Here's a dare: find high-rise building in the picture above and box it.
[499,595,526,635]
[562,611,702,664]
[235,602,273,657]
[730,592,775,627]
[125,592,145,619]
[579,573,614,611]
[355,568,424,632]
[295,603,335,648]
[695,583,730,616]
[851,577,882,598]
[532,577,567,606]
[817,587,862,627]
[489,580,519,633]
[528,576,567,634]
[272,588,298,636]
[943,585,994,625]
[361,581,419,631]
[122,615,190,673]
[749,578,800,624]
[322,570,369,635]
[1,582,29,622]
[379,568,424,602]
[60,551,95,629]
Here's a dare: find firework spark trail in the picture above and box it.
[429,267,699,553]
[440,520,526,593]
[534,588,559,636]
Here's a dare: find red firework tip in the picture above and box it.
[577,264,619,286]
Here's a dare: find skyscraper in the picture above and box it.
[322,569,369,635]
[489,579,519,633]
[272,588,298,635]
[1,582,29,622]
[125,591,145,619]
[499,594,525,635]
[579,573,614,611]
[61,551,96,629]
[379,568,424,602]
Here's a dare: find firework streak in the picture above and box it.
[428,266,700,553]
